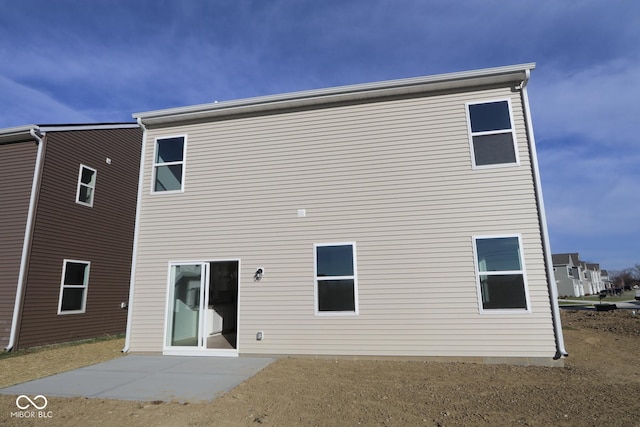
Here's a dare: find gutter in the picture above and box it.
[122,118,147,353]
[520,82,569,359]
[6,128,45,351]
[37,123,139,132]
[135,63,536,127]
[515,69,530,90]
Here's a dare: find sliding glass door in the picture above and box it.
[165,261,239,353]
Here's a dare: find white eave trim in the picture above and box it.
[0,125,39,144]
[0,123,139,144]
[135,63,536,126]
[37,123,139,132]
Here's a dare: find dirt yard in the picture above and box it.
[1,310,639,426]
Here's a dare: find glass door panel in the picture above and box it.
[205,261,239,349]
[167,264,204,347]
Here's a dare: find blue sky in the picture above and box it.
[1,1,638,271]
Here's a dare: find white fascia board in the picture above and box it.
[135,63,536,126]
[37,123,139,132]
[0,125,39,144]
[0,123,139,144]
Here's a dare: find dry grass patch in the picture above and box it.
[0,337,125,389]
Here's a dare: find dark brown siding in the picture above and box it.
[17,127,142,348]
[0,141,38,348]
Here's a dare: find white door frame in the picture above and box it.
[163,259,240,357]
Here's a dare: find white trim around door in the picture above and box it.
[163,259,240,357]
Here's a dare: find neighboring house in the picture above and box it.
[579,261,592,295]
[585,263,604,294]
[601,270,611,289]
[0,124,142,350]
[552,253,584,297]
[126,63,567,365]
[552,254,608,297]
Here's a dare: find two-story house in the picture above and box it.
[125,63,567,365]
[601,270,611,289]
[552,253,608,297]
[585,263,605,294]
[0,124,141,350]
[552,253,584,297]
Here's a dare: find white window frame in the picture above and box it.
[57,259,90,315]
[75,164,97,207]
[313,242,359,316]
[465,99,520,169]
[151,135,187,194]
[472,234,531,314]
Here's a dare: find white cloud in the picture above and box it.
[0,76,93,128]
[539,144,640,235]
[530,58,640,146]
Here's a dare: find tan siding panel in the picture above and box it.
[130,87,556,359]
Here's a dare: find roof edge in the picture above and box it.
[0,125,39,144]
[135,63,536,126]
[0,123,139,144]
[36,122,139,132]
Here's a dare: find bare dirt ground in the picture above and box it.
[1,310,639,426]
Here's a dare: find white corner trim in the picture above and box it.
[521,86,568,358]
[122,119,147,353]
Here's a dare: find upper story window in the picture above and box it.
[58,260,90,314]
[153,136,186,193]
[466,100,519,168]
[473,235,529,312]
[76,164,97,207]
[314,243,358,315]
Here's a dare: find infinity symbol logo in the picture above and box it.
[16,395,48,410]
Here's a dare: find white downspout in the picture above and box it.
[520,76,568,358]
[6,128,44,351]
[122,118,147,352]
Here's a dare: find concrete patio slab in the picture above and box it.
[0,355,274,403]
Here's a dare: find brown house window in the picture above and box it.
[76,164,97,207]
[58,260,90,314]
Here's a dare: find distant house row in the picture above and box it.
[1,63,570,365]
[552,253,611,297]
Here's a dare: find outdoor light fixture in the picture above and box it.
[254,268,264,281]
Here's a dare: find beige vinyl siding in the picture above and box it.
[130,86,556,359]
